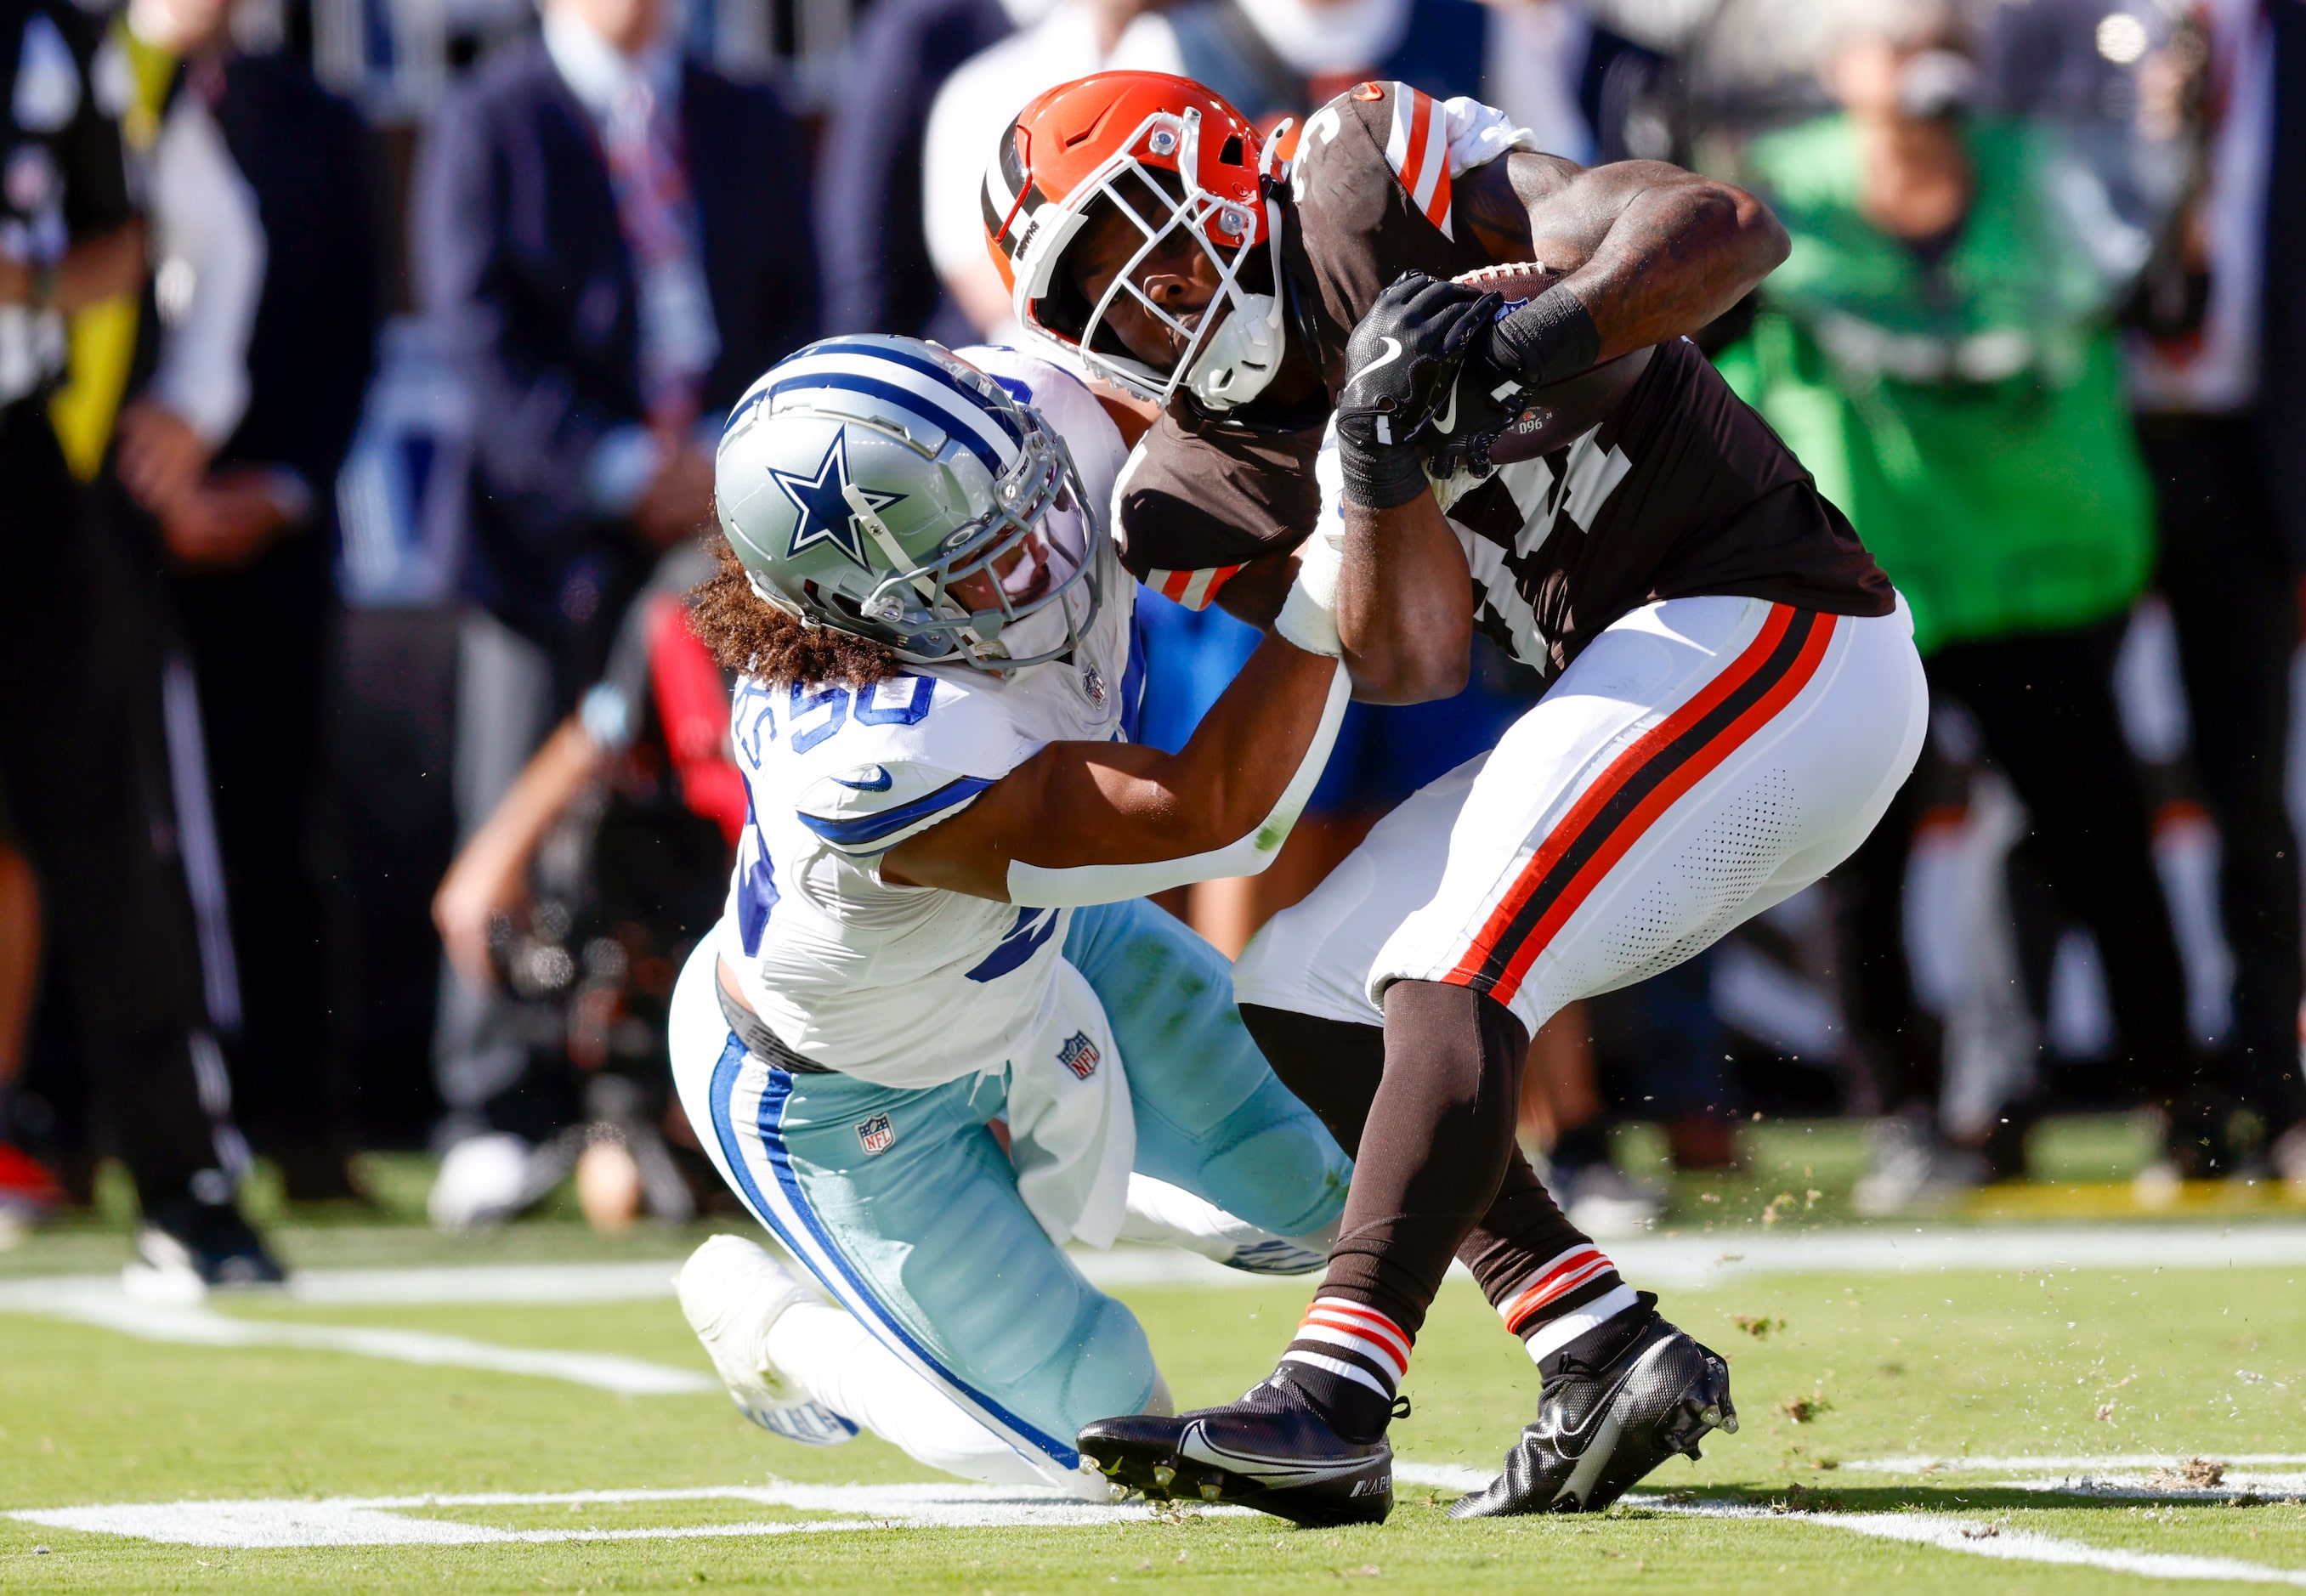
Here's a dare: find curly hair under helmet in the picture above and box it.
[688,536,905,688]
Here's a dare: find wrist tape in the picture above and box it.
[1482,283,1600,389]
[1337,433,1431,510]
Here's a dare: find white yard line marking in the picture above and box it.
[3,1220,2303,1311]
[3,1293,714,1396]
[1395,1463,1494,1492]
[18,1467,2306,1575]
[8,1501,887,1548]
[1845,1454,2306,1474]
[1399,1463,2306,1584]
[1998,1474,2306,1501]
[1639,1497,2306,1588]
[7,1480,1227,1548]
[1606,1222,2306,1288]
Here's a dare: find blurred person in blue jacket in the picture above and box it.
[413,0,818,1172]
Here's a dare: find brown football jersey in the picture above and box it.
[1114,81,1894,679]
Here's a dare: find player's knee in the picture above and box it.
[1052,1292,1159,1433]
[1178,1077,1352,1239]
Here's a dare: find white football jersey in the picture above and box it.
[715,348,1141,1089]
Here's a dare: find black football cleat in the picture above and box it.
[1079,1380,1394,1527]
[1450,1300,1735,1518]
[125,1196,288,1301]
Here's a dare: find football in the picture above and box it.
[1453,262,1652,462]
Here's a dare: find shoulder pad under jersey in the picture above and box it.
[1293,83,1535,246]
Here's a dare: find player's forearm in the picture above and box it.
[1547,177,1786,364]
[1338,495,1472,705]
[883,640,1345,900]
[1144,637,1342,847]
[447,718,601,891]
[1468,159,1786,379]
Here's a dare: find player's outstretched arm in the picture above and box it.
[1454,154,1789,377]
[880,636,1346,903]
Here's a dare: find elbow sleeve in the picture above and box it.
[1005,665,1350,908]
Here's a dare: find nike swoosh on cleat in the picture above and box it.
[1347,337,1403,390]
[1176,1423,1375,1487]
[1534,1336,1680,1456]
[830,766,894,792]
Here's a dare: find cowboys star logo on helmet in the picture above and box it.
[770,431,905,567]
[716,336,1102,676]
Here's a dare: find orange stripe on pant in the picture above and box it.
[1443,605,1839,1006]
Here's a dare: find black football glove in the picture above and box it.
[1334,271,1502,509]
[1424,284,1601,481]
[1423,356,1562,482]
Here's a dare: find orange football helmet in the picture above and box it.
[983,72,1289,410]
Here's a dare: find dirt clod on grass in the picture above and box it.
[1779,1391,1832,1423]
[2149,1457,2229,1489]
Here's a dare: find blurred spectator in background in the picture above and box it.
[1484,0,1664,167]
[413,0,817,1179]
[1159,0,1487,133]
[428,542,737,1231]
[0,0,280,1287]
[1714,0,2228,1208]
[923,0,1181,338]
[816,0,1036,341]
[2128,0,2306,1183]
[106,0,381,1200]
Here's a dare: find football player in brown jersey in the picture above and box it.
[983,72,1924,1525]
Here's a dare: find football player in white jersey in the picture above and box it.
[666,335,1356,1496]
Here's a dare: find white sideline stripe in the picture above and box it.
[0,1293,714,1396]
[2001,1473,2306,1500]
[4,1220,2303,1311]
[20,1469,2305,1567]
[1640,1497,2306,1588]
[7,1481,1240,1548]
[1399,1463,2306,1584]
[1846,1454,2306,1474]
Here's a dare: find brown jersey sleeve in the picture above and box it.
[1112,412,1322,608]
[1288,82,1495,382]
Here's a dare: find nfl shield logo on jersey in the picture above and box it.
[1079,660,1108,706]
[1057,1031,1101,1080]
[855,1113,896,1156]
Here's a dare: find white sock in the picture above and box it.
[763,1301,1107,1498]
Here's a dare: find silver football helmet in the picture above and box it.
[714,336,1100,675]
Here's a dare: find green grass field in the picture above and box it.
[4,1121,2305,1593]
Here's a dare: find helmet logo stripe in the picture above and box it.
[805,339,1028,446]
[767,371,1009,473]
[772,351,1023,469]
